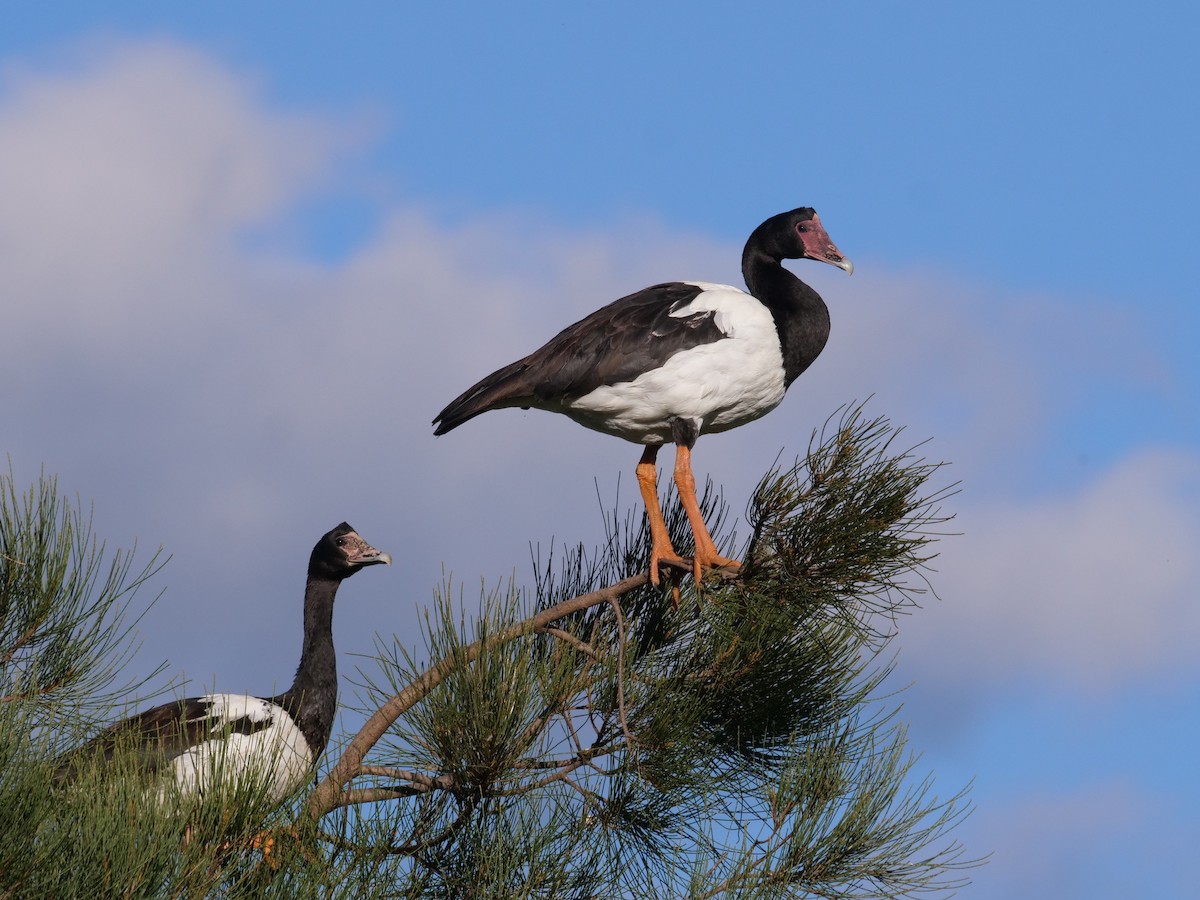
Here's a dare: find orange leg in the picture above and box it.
[673,444,741,583]
[636,445,687,587]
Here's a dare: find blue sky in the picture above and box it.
[2,3,1197,896]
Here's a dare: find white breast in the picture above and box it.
[564,282,787,443]
[163,693,314,804]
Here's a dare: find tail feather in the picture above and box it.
[433,359,534,435]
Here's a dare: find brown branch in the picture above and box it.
[315,827,378,854]
[0,622,42,668]
[325,767,463,811]
[562,703,589,756]
[557,771,602,808]
[306,570,652,820]
[606,596,636,759]
[330,786,426,808]
[390,793,482,856]
[492,758,592,796]
[358,766,457,792]
[0,669,81,704]
[510,743,620,771]
[535,625,599,659]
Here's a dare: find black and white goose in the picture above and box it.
[433,207,852,586]
[57,523,390,802]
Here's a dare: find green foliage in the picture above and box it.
[0,405,978,898]
[0,469,168,728]
[329,404,974,897]
[0,472,305,898]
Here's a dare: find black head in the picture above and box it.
[309,522,392,581]
[748,207,853,274]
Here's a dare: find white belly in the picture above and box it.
[162,694,314,804]
[563,282,787,443]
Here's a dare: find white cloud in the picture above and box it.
[0,38,343,355]
[3,35,1195,900]
[0,37,1192,711]
[900,447,1200,691]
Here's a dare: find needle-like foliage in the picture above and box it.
[0,470,185,897]
[313,403,976,898]
[0,472,351,899]
[0,405,978,898]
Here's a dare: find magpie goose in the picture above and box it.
[433,207,852,586]
[56,523,390,803]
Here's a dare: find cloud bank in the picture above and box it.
[3,36,1197,897]
[2,37,1194,710]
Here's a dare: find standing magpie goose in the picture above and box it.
[433,207,852,586]
[57,523,390,803]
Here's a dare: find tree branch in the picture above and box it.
[306,571,652,820]
[605,596,636,760]
[358,766,456,793]
[535,625,599,659]
[390,793,482,856]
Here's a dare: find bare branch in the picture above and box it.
[358,766,456,793]
[605,596,636,760]
[0,622,42,668]
[389,793,482,856]
[535,625,599,659]
[330,786,427,808]
[492,759,592,796]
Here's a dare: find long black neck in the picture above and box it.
[277,573,341,757]
[742,245,831,387]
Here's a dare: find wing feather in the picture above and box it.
[55,695,276,781]
[434,282,730,434]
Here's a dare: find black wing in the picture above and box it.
[54,696,276,782]
[433,282,728,434]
